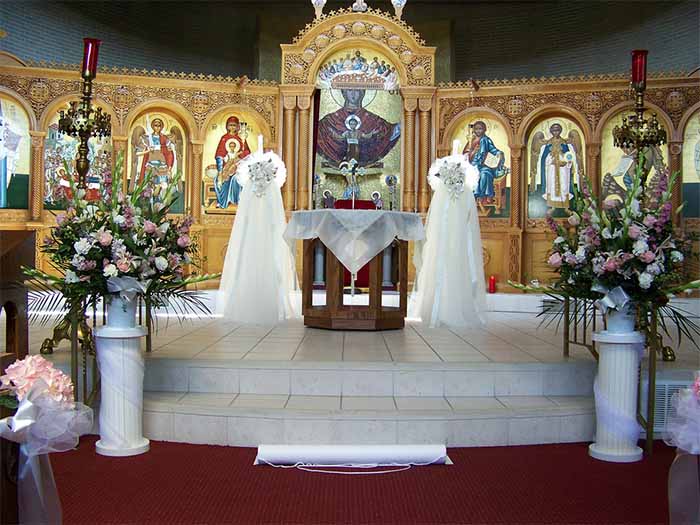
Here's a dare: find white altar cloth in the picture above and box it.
[284,209,424,274]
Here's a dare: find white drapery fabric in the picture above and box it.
[216,152,297,324]
[409,155,487,328]
[284,209,424,274]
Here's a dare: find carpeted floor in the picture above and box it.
[52,436,672,524]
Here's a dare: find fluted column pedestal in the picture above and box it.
[402,98,417,212]
[282,97,297,210]
[589,329,645,463]
[28,131,46,222]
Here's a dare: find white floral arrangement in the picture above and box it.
[428,154,479,200]
[236,151,287,198]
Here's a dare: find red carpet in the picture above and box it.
[52,436,672,524]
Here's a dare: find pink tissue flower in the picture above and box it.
[0,355,73,403]
[628,225,642,240]
[603,257,620,272]
[177,235,191,248]
[643,215,656,228]
[56,213,67,226]
[143,220,157,235]
[116,258,131,273]
[547,252,563,268]
[639,251,656,263]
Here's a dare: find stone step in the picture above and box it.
[141,392,595,447]
[144,358,597,398]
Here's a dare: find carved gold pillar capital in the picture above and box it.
[403,96,418,113]
[585,141,602,197]
[190,140,204,221]
[282,96,298,210]
[28,131,46,222]
[669,140,683,226]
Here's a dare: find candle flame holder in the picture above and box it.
[57,41,111,190]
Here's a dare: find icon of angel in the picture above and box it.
[529,122,584,209]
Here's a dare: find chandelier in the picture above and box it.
[612,50,667,151]
[57,38,112,190]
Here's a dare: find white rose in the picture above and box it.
[670,251,684,263]
[632,239,649,256]
[103,264,119,277]
[73,237,93,255]
[638,272,654,289]
[64,270,80,283]
[71,254,85,268]
[112,213,126,225]
[154,256,168,272]
[602,228,613,240]
[554,236,566,244]
[575,246,587,263]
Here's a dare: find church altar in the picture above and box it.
[285,209,424,330]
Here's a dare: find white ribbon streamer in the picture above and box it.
[107,276,149,302]
[592,284,631,315]
[0,381,93,524]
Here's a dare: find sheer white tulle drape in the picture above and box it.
[216,152,297,324]
[409,155,487,328]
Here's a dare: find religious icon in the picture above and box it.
[600,111,667,208]
[529,122,583,209]
[44,105,112,209]
[451,116,510,217]
[313,48,402,207]
[213,115,251,208]
[129,112,185,212]
[682,113,700,218]
[0,96,27,209]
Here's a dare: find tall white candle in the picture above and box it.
[257,134,264,152]
[452,139,460,156]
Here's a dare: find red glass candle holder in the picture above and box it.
[82,38,101,79]
[488,275,496,294]
[631,49,648,88]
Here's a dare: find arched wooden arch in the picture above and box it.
[124,99,197,139]
[39,94,120,135]
[198,104,273,144]
[281,8,436,87]
[594,100,675,143]
[440,106,516,154]
[676,101,700,142]
[0,86,37,130]
[517,104,593,146]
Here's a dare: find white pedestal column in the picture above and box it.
[313,242,325,287]
[95,324,149,457]
[589,330,645,463]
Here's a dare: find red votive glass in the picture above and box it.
[631,49,648,87]
[82,38,101,79]
[488,275,496,294]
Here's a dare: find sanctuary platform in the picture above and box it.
[12,293,699,450]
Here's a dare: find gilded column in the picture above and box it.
[28,131,46,222]
[417,97,432,213]
[297,95,312,210]
[669,141,683,226]
[509,145,524,230]
[282,96,297,211]
[585,142,601,198]
[111,136,128,193]
[190,142,204,221]
[402,98,417,212]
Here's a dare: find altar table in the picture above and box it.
[284,209,425,330]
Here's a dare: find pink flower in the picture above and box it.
[116,258,131,273]
[564,254,577,266]
[177,234,191,248]
[603,257,620,272]
[602,199,616,210]
[643,215,656,228]
[567,214,580,227]
[548,252,563,268]
[143,220,157,235]
[620,252,635,262]
[693,376,700,398]
[98,231,113,246]
[639,251,656,263]
[628,224,642,239]
[0,355,73,403]
[56,213,67,226]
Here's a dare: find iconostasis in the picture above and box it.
[0,7,698,286]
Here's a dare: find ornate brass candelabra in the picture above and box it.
[57,39,111,189]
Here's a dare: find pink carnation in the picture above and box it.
[639,251,656,263]
[603,257,620,272]
[98,231,113,246]
[177,234,191,248]
[143,220,157,235]
[548,252,563,268]
[628,225,642,239]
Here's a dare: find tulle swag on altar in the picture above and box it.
[216,151,297,324]
[409,154,487,328]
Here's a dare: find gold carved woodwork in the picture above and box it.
[296,94,313,210]
[190,142,204,221]
[509,145,523,230]
[282,101,297,210]
[28,131,45,222]
[281,8,436,87]
[402,105,416,211]
[669,140,683,226]
[417,106,431,213]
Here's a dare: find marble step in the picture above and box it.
[141,392,595,447]
[144,358,597,398]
